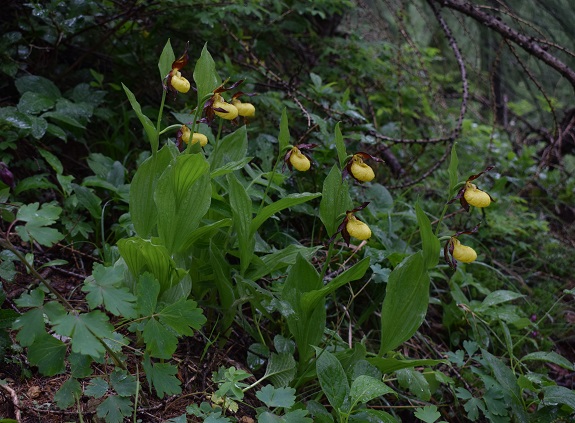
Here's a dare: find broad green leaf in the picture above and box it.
[182,218,232,250]
[42,111,85,128]
[54,378,81,410]
[301,257,370,313]
[52,311,114,358]
[27,333,66,376]
[350,409,398,423]
[118,237,183,293]
[319,165,352,237]
[334,122,348,169]
[211,157,253,178]
[17,91,55,114]
[210,241,236,333]
[96,395,132,423]
[136,272,160,317]
[520,351,575,371]
[122,83,159,153]
[82,264,137,318]
[15,75,61,99]
[71,183,102,219]
[541,385,575,409]
[475,290,525,312]
[247,244,320,281]
[481,349,528,423]
[129,143,177,238]
[282,255,324,365]
[350,375,395,406]
[228,173,254,275]
[155,153,211,254]
[415,202,440,269]
[379,252,430,354]
[193,43,221,102]
[396,368,431,401]
[251,192,321,234]
[263,353,297,388]
[315,348,350,412]
[158,39,175,80]
[256,385,296,408]
[278,108,290,153]
[30,115,48,139]
[142,355,182,399]
[210,125,248,170]
[448,143,459,196]
[367,357,446,374]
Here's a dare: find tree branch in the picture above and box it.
[432,0,575,90]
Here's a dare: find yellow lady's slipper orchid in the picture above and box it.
[346,214,371,240]
[232,98,255,117]
[164,42,191,95]
[350,155,375,182]
[344,152,383,183]
[179,125,191,143]
[191,132,208,147]
[451,238,477,263]
[450,166,495,212]
[213,94,239,120]
[170,71,190,93]
[463,182,491,208]
[289,147,311,171]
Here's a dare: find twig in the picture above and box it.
[1,382,21,423]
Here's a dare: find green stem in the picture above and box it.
[155,90,167,135]
[258,155,282,213]
[158,124,182,136]
[320,242,335,281]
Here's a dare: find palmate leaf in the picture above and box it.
[96,395,132,423]
[27,333,67,376]
[83,263,137,318]
[142,354,181,399]
[54,378,82,410]
[143,299,206,358]
[256,385,296,408]
[52,310,114,358]
[14,291,66,347]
